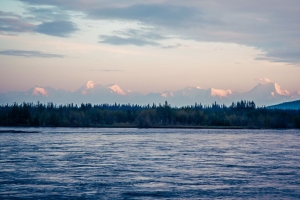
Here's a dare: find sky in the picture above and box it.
[0,0,300,94]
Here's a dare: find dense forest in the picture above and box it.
[0,101,299,128]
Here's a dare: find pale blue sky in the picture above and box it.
[0,0,299,93]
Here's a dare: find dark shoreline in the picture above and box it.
[1,125,295,130]
[0,130,40,133]
[1,101,299,128]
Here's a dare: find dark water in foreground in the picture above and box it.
[1,128,300,199]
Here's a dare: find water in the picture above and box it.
[1,127,300,199]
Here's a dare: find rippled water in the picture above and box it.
[1,127,300,199]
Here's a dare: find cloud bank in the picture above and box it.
[0,50,64,58]
[35,21,77,37]
[99,28,168,46]
[3,0,300,64]
[0,10,77,37]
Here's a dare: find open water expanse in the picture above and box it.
[0,127,300,199]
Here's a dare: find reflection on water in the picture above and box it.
[1,128,300,199]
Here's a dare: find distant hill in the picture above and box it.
[1,80,300,107]
[268,100,300,110]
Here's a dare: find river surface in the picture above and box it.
[1,127,300,199]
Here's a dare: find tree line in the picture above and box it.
[0,101,299,128]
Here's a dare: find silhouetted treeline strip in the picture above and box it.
[0,101,300,128]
